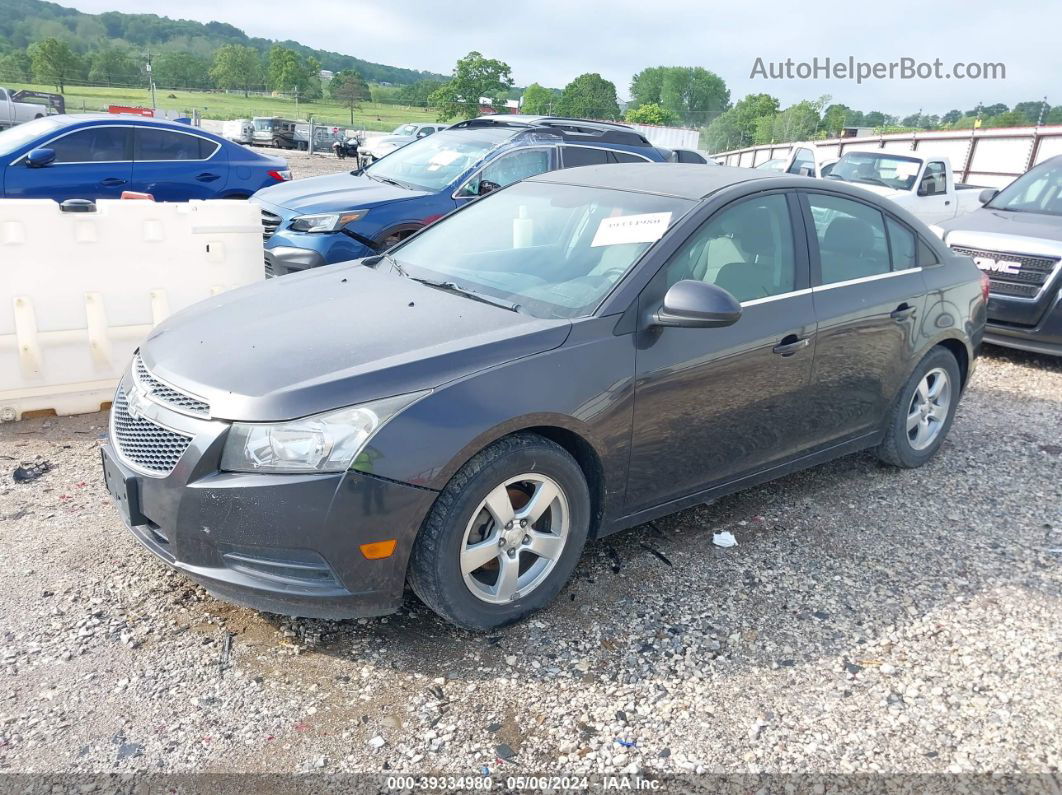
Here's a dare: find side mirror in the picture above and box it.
[651,280,742,329]
[979,187,999,204]
[798,165,814,177]
[478,179,501,196]
[26,148,55,168]
[917,178,931,196]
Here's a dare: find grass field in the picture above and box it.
[4,81,440,131]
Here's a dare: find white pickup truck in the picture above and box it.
[0,87,52,130]
[824,150,984,224]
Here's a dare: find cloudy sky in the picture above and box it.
[62,0,1058,117]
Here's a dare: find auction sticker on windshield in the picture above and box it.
[591,212,672,247]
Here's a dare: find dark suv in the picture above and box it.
[252,115,672,276]
[103,165,985,630]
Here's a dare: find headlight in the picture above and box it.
[928,224,946,241]
[288,210,368,233]
[220,391,428,473]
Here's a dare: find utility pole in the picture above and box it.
[1037,96,1048,126]
[145,53,156,110]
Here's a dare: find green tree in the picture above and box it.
[154,51,211,89]
[429,51,513,121]
[1013,100,1048,124]
[630,66,729,126]
[397,79,445,107]
[625,102,677,126]
[1047,106,1062,125]
[329,69,370,124]
[87,46,139,86]
[521,82,554,115]
[820,103,852,137]
[986,110,1034,128]
[703,93,779,151]
[556,72,620,120]
[210,44,260,97]
[267,45,304,93]
[941,109,962,125]
[863,110,886,127]
[981,102,1008,118]
[28,37,81,92]
[0,49,33,82]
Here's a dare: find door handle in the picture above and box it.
[890,303,917,321]
[772,335,810,356]
[100,177,127,187]
[944,200,951,206]
[195,172,220,182]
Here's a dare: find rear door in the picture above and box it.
[801,190,928,444]
[626,191,818,509]
[3,125,132,200]
[132,127,228,201]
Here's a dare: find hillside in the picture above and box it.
[0,0,447,85]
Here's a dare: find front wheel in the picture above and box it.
[408,434,590,630]
[876,347,962,468]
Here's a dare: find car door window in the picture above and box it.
[562,146,609,168]
[610,150,649,163]
[664,193,796,302]
[920,162,946,196]
[807,193,890,284]
[788,147,815,175]
[134,128,213,161]
[885,217,917,270]
[48,127,131,163]
[457,148,553,197]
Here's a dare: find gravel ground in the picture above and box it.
[0,346,1059,781]
[251,145,373,181]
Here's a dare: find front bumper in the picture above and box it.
[101,376,438,619]
[264,230,375,276]
[985,292,1062,356]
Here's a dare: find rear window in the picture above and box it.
[562,147,609,167]
[134,128,215,161]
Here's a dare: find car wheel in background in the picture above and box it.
[876,346,962,468]
[408,434,590,630]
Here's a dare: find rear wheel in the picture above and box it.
[876,347,961,468]
[408,434,590,630]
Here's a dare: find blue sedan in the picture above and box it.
[0,115,290,201]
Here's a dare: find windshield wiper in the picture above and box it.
[408,276,522,313]
[366,172,411,190]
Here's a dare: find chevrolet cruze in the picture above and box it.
[102,164,986,630]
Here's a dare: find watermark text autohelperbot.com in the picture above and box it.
[750,56,1005,83]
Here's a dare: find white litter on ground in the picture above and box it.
[713,531,737,548]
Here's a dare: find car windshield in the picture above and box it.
[364,128,514,192]
[756,159,784,171]
[253,119,278,131]
[987,159,1062,216]
[386,180,693,319]
[829,152,923,190]
[393,124,418,136]
[0,116,66,156]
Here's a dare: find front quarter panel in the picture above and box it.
[355,316,635,527]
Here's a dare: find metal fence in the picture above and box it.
[711,124,1062,187]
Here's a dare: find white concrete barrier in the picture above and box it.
[0,199,262,421]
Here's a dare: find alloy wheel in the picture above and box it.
[907,367,952,451]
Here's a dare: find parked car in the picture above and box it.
[0,115,291,202]
[758,142,837,178]
[255,115,673,276]
[934,155,1062,355]
[826,151,984,224]
[221,118,254,145]
[252,116,298,149]
[0,87,62,130]
[102,164,985,629]
[360,122,446,163]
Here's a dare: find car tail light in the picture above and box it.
[980,272,991,302]
[268,169,292,182]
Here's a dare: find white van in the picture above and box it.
[222,119,255,145]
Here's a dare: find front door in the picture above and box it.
[801,190,928,444]
[5,125,132,200]
[626,192,818,510]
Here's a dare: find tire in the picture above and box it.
[876,346,961,468]
[408,434,590,630]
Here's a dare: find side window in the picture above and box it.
[788,147,815,175]
[885,217,917,270]
[920,162,946,196]
[808,193,890,284]
[458,148,553,197]
[819,162,836,177]
[562,146,609,168]
[917,237,940,266]
[135,129,212,161]
[664,193,796,303]
[48,127,131,163]
[611,150,648,163]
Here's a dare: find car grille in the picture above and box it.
[111,387,193,476]
[951,246,1059,300]
[264,256,274,278]
[261,210,281,240]
[132,354,209,417]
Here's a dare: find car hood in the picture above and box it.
[939,207,1062,242]
[252,172,427,214]
[369,135,413,148]
[140,262,571,422]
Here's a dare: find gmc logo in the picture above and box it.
[973,256,1021,275]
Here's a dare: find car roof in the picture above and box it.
[44,114,212,132]
[528,163,778,199]
[451,115,652,147]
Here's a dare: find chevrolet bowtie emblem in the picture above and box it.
[126,386,151,420]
